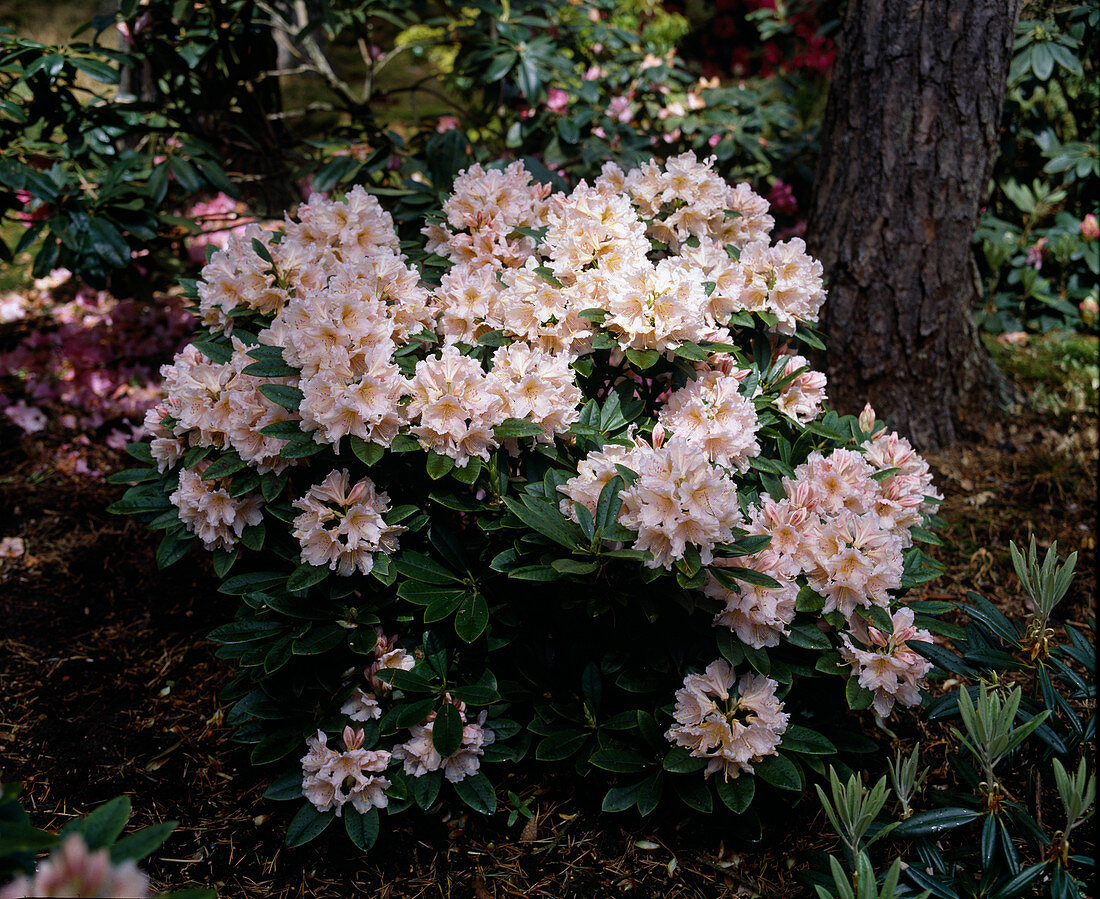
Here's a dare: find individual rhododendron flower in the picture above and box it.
[170,466,263,551]
[392,701,496,783]
[775,354,827,424]
[666,660,789,779]
[0,834,150,899]
[301,726,391,816]
[292,470,404,575]
[839,607,934,717]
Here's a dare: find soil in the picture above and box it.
[1,360,1096,898]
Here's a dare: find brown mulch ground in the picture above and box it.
[1,375,1095,898]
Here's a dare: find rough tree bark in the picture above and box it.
[806,0,1023,450]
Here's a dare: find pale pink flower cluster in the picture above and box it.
[708,557,800,650]
[392,700,496,784]
[496,258,598,355]
[559,435,744,570]
[657,369,760,470]
[0,536,25,558]
[705,495,809,647]
[432,263,506,345]
[486,343,582,445]
[840,607,934,717]
[665,660,789,779]
[301,726,391,816]
[542,182,650,276]
[862,416,942,535]
[155,339,296,472]
[197,225,285,333]
[775,354,827,424]
[406,346,506,466]
[292,469,404,576]
[615,151,773,251]
[281,185,400,263]
[271,260,426,447]
[598,256,725,351]
[706,441,933,641]
[423,161,551,269]
[170,465,263,550]
[0,834,150,899]
[735,237,826,333]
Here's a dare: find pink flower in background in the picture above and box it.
[1025,236,1047,270]
[436,115,460,133]
[1079,296,1098,326]
[185,192,253,264]
[5,401,47,434]
[766,179,798,216]
[1081,213,1099,240]
[606,95,632,123]
[546,87,569,113]
[0,834,150,899]
[0,537,25,558]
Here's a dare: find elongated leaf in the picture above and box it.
[753,754,801,791]
[110,823,177,863]
[344,806,379,852]
[502,496,584,551]
[716,774,754,813]
[432,703,464,757]
[781,725,836,755]
[892,807,980,839]
[287,564,327,592]
[453,772,497,815]
[62,796,130,849]
[393,552,460,585]
[285,803,333,848]
[454,593,489,642]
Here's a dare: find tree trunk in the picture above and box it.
[806,0,1023,450]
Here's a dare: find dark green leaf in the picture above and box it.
[285,803,333,848]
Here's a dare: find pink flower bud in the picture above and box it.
[343,726,365,750]
[858,403,876,433]
[1081,213,1099,240]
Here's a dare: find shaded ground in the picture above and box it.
[1,337,1096,898]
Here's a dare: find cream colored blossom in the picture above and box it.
[392,703,496,783]
[406,346,505,466]
[775,354,827,424]
[170,466,263,551]
[666,660,789,779]
[301,727,391,816]
[657,369,760,470]
[292,470,404,576]
[486,342,582,444]
[840,607,934,717]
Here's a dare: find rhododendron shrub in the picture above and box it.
[114,153,948,849]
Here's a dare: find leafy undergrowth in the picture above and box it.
[0,341,1095,897]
